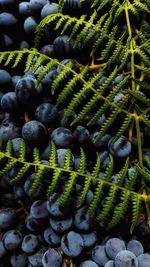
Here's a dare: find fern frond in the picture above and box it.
[113,115,133,142]
[77,176,92,207]
[10,164,30,184]
[78,147,87,174]
[59,172,77,207]
[107,190,131,229]
[88,180,104,215]
[91,154,101,179]
[96,184,118,222]
[136,164,150,183]
[64,149,73,170]
[47,169,62,197]
[49,141,57,167]
[130,195,141,234]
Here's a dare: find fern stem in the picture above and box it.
[124,0,135,92]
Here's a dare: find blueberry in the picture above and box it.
[15,76,37,104]
[22,120,47,145]
[41,142,51,160]
[127,240,144,257]
[74,205,93,232]
[113,76,124,85]
[0,12,17,27]
[10,253,28,267]
[0,208,16,229]
[25,214,43,232]
[0,122,21,141]
[29,0,44,15]
[57,148,74,168]
[30,200,49,220]
[41,2,58,18]
[40,45,54,58]
[42,248,62,267]
[44,227,61,246]
[105,238,126,259]
[19,2,32,17]
[0,241,6,258]
[80,261,99,267]
[35,103,59,127]
[21,234,40,254]
[91,132,111,150]
[115,250,138,267]
[73,126,90,144]
[24,173,43,198]
[53,35,74,59]
[137,253,150,267]
[41,69,57,90]
[47,193,64,217]
[62,0,82,17]
[3,229,22,250]
[82,232,97,248]
[1,33,13,49]
[28,247,46,267]
[92,245,110,266]
[104,260,115,267]
[51,127,73,148]
[0,69,12,92]
[50,217,73,233]
[96,113,106,127]
[12,76,21,88]
[19,40,30,50]
[99,151,110,170]
[108,136,132,157]
[24,16,38,35]
[61,231,84,257]
[13,183,26,198]
[1,92,19,113]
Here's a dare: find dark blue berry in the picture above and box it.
[108,136,132,157]
[22,120,47,145]
[74,205,93,232]
[92,245,109,266]
[42,248,62,267]
[0,208,16,229]
[127,240,144,257]
[1,92,19,113]
[10,253,28,267]
[3,229,22,250]
[21,234,40,254]
[114,250,138,267]
[35,103,59,127]
[30,200,49,220]
[61,231,84,257]
[105,238,126,259]
[44,227,61,246]
[80,261,99,267]
[50,217,73,233]
[51,127,73,148]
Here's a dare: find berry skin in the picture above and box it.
[0,69,12,92]
[137,253,150,267]
[23,16,38,35]
[30,200,49,220]
[127,240,144,257]
[50,217,73,234]
[0,241,6,259]
[44,227,61,246]
[42,248,62,267]
[15,76,37,104]
[105,238,126,259]
[35,103,59,127]
[61,231,84,257]
[51,127,73,148]
[0,12,17,27]
[0,122,21,141]
[108,136,132,157]
[19,2,32,17]
[0,208,17,229]
[80,261,99,267]
[10,253,28,267]
[115,250,138,267]
[22,120,47,146]
[28,247,46,267]
[62,0,82,17]
[74,205,93,232]
[73,125,90,144]
[3,230,22,250]
[1,92,19,113]
[82,232,97,249]
[47,193,64,217]
[104,261,115,267]
[92,245,110,266]
[53,35,74,59]
[21,234,40,254]
[41,2,58,18]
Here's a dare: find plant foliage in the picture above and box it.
[0,0,150,233]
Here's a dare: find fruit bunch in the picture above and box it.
[0,0,150,266]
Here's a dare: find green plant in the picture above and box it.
[0,0,150,233]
